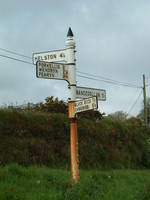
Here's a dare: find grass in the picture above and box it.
[0,164,150,200]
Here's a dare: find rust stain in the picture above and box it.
[68,102,75,119]
[68,101,79,183]
[70,119,79,183]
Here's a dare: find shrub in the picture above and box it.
[0,109,150,169]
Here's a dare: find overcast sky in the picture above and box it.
[0,0,149,116]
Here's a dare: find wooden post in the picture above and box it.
[143,74,148,126]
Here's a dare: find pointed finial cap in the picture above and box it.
[67,27,74,37]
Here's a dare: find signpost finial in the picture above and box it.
[67,27,74,37]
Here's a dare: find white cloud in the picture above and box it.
[0,0,149,116]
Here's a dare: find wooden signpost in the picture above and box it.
[33,27,106,183]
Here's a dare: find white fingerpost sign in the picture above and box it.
[75,96,98,114]
[36,61,69,83]
[76,86,106,101]
[33,49,67,64]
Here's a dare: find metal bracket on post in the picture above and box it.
[66,27,79,183]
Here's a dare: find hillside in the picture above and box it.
[0,109,150,169]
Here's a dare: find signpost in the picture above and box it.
[76,86,106,101]
[33,49,67,64]
[75,96,98,114]
[36,61,69,83]
[33,27,106,184]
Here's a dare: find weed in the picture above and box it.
[0,165,150,200]
[138,183,150,200]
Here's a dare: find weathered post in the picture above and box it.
[33,28,105,183]
[143,74,148,126]
[66,27,79,183]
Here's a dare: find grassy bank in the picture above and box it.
[0,164,150,200]
[1,103,150,199]
[0,109,150,169]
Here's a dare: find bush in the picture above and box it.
[0,109,150,169]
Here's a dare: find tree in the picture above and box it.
[77,110,105,121]
[108,111,128,120]
[44,96,67,114]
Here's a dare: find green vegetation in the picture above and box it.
[0,107,150,169]
[0,97,150,199]
[0,164,150,200]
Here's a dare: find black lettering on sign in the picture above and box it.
[84,99,91,104]
[36,54,57,62]
[92,97,96,103]
[76,105,89,112]
[63,65,68,79]
[38,72,54,78]
[39,67,58,74]
[60,53,65,58]
[76,90,80,95]
[96,93,100,98]
[38,62,60,69]
[75,101,83,107]
[37,56,41,61]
